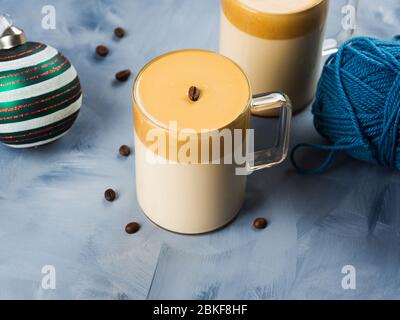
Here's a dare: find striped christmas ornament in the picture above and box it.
[0,41,82,148]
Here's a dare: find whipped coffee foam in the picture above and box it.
[239,0,322,14]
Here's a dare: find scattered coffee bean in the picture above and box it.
[104,188,116,202]
[114,27,125,38]
[253,217,268,230]
[96,45,109,57]
[115,69,131,82]
[188,86,201,102]
[119,145,131,157]
[125,222,140,234]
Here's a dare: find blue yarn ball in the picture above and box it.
[292,36,400,173]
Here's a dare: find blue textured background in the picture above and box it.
[0,0,399,299]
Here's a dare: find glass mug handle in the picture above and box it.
[247,92,292,172]
[322,0,359,56]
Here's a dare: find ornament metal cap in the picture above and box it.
[0,15,27,50]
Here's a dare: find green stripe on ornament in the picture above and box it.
[0,110,79,138]
[0,57,71,92]
[0,90,81,124]
[0,52,61,79]
[0,110,79,145]
[0,76,80,110]
[0,42,46,61]
[0,82,81,123]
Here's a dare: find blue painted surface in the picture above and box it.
[0,0,399,299]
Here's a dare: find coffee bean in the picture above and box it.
[96,45,109,57]
[114,27,125,38]
[104,188,116,202]
[253,218,268,230]
[119,145,131,157]
[115,69,131,82]
[125,222,140,234]
[188,86,201,102]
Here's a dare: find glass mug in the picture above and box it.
[219,0,359,114]
[133,50,292,234]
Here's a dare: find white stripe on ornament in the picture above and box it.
[0,46,58,72]
[0,95,82,133]
[0,65,77,103]
[4,130,70,148]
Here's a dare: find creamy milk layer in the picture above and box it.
[134,134,246,234]
[239,0,322,14]
[134,50,250,132]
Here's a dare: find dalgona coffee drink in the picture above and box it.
[133,50,292,234]
[220,0,350,114]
